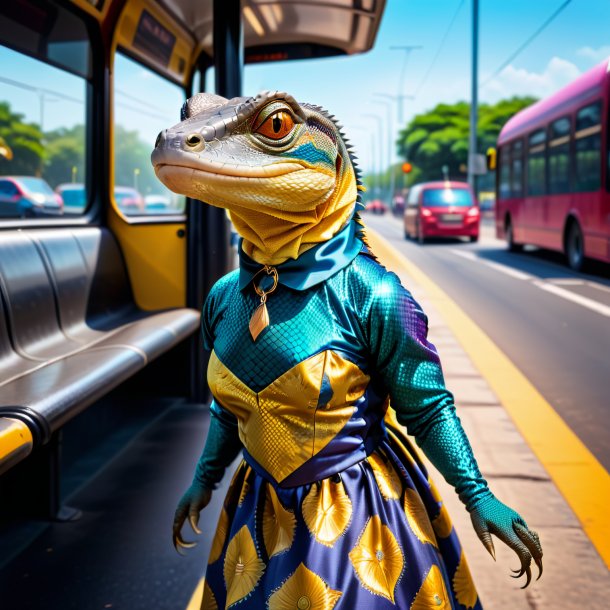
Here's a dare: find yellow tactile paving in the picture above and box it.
[186,577,205,610]
[366,227,610,569]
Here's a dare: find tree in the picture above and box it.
[44,124,85,187]
[396,96,537,186]
[115,124,161,195]
[0,101,44,176]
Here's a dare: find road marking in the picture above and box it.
[450,249,535,280]
[549,279,584,286]
[535,281,610,317]
[480,259,535,280]
[368,227,610,568]
[451,249,477,261]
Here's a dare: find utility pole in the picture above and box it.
[468,0,479,190]
[389,45,422,124]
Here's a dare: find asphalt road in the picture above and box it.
[364,212,610,472]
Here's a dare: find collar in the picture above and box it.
[238,219,365,292]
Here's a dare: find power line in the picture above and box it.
[414,0,466,98]
[0,75,83,105]
[480,0,574,88]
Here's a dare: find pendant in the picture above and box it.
[249,300,269,341]
[249,265,278,342]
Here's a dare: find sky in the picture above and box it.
[2,0,610,175]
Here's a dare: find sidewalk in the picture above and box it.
[367,230,610,609]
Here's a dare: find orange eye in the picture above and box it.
[255,111,295,140]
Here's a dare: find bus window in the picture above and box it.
[511,139,524,198]
[0,44,87,218]
[549,116,571,194]
[575,101,601,192]
[113,53,186,216]
[499,145,511,199]
[527,130,546,196]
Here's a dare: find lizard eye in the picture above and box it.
[254,110,295,140]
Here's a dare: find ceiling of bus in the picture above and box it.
[161,0,386,59]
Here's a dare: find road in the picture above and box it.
[363,212,610,472]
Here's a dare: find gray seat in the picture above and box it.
[0,227,200,466]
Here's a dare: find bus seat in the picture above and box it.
[0,227,200,466]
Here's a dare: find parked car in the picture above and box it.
[144,194,176,214]
[0,176,63,218]
[56,183,87,214]
[365,199,388,214]
[114,186,145,214]
[403,181,479,243]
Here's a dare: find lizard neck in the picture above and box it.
[233,163,358,266]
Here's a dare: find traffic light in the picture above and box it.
[401,162,413,173]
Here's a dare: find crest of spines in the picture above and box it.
[310,104,374,258]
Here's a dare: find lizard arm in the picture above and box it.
[172,400,242,554]
[368,270,542,585]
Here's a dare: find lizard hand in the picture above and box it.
[470,494,543,588]
[172,484,212,555]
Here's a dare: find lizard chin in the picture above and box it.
[155,164,336,216]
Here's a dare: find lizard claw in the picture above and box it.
[173,532,197,555]
[189,514,202,535]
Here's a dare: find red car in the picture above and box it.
[403,181,479,243]
[365,199,388,215]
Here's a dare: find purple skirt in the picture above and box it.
[201,426,482,610]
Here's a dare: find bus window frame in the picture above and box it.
[0,1,102,229]
[111,45,188,225]
[548,114,572,195]
[498,143,511,200]
[511,138,524,198]
[526,129,547,197]
[574,100,602,193]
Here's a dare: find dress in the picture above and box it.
[196,221,483,610]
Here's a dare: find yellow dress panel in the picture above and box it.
[207,350,369,483]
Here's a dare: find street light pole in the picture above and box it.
[372,98,395,206]
[363,113,385,201]
[468,0,479,190]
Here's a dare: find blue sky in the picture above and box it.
[2,0,610,174]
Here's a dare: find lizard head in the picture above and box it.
[151,90,361,264]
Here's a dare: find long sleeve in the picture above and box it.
[368,270,491,510]
[193,400,243,490]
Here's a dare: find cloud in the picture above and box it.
[482,57,581,102]
[576,46,610,65]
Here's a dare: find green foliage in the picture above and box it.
[0,102,44,176]
[44,124,85,188]
[0,99,163,197]
[114,124,163,195]
[396,96,537,186]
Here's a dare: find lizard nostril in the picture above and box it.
[155,131,163,148]
[185,133,204,150]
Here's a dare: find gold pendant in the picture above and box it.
[249,265,278,342]
[249,300,269,341]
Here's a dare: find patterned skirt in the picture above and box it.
[201,425,483,610]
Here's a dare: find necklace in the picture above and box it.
[249,265,278,341]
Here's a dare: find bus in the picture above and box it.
[495,58,610,271]
[0,2,385,608]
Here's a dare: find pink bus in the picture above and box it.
[495,59,610,270]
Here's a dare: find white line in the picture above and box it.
[450,249,477,261]
[481,259,535,281]
[450,249,534,280]
[534,281,610,317]
[549,279,584,286]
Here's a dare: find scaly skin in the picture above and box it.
[152,90,542,587]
